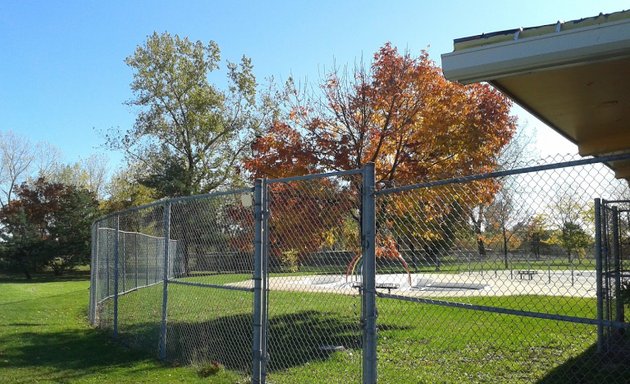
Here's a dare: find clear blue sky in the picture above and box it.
[0,0,627,170]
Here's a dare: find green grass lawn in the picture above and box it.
[108,273,630,383]
[3,271,630,383]
[0,273,246,383]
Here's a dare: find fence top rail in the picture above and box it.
[265,168,363,184]
[375,152,630,196]
[93,187,254,224]
[95,227,177,240]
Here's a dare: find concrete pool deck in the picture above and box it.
[228,270,597,298]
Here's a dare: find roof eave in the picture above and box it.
[441,18,630,84]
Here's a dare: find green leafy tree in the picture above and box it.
[547,222,592,265]
[46,186,101,275]
[108,32,270,197]
[0,178,100,277]
[101,167,157,213]
[0,209,42,279]
[513,214,551,260]
[549,192,593,264]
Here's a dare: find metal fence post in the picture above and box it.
[106,228,110,297]
[95,223,100,303]
[159,202,172,360]
[89,222,97,324]
[156,238,159,282]
[595,198,604,353]
[113,215,120,338]
[612,206,624,331]
[94,223,99,321]
[121,233,126,292]
[261,179,270,382]
[362,163,377,384]
[144,237,151,285]
[134,232,139,289]
[252,180,264,383]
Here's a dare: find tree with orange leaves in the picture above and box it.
[247,43,515,184]
[245,43,516,268]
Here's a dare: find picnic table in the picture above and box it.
[351,282,400,293]
[516,270,538,280]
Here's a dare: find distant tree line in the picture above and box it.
[0,131,107,278]
[0,178,99,277]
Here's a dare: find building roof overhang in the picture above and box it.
[441,10,630,178]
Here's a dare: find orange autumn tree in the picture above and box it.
[245,43,516,269]
[266,178,360,272]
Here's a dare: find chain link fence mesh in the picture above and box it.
[264,172,363,383]
[89,154,630,383]
[374,154,630,383]
[166,191,255,370]
[93,215,117,333]
[115,205,165,355]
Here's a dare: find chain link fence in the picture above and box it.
[263,171,364,383]
[374,154,630,383]
[89,154,630,383]
[90,190,256,373]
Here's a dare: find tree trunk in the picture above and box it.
[502,226,509,269]
[476,236,486,259]
[426,246,440,271]
[472,207,486,258]
[18,256,32,280]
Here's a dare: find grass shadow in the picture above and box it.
[0,328,160,382]
[538,338,630,383]
[116,310,410,373]
[0,271,91,284]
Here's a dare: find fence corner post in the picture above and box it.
[159,201,172,360]
[89,222,97,325]
[113,215,120,338]
[362,163,377,384]
[134,232,139,289]
[252,180,264,383]
[612,206,624,333]
[595,198,604,353]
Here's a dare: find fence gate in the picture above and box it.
[253,166,376,384]
[598,199,630,353]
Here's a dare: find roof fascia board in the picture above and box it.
[441,18,630,84]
